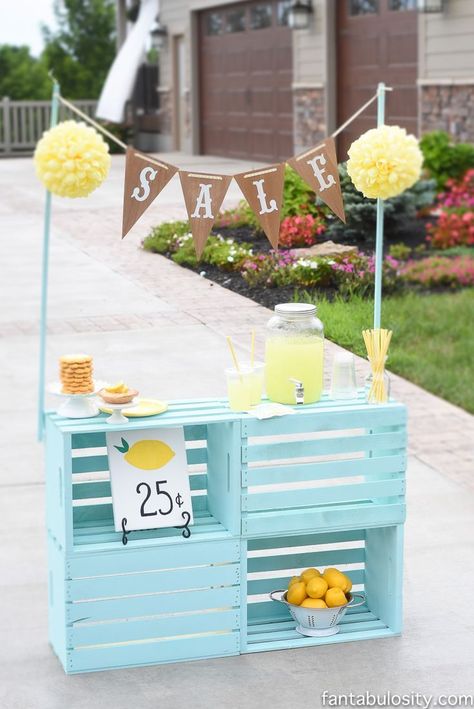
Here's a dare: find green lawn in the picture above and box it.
[308,290,474,413]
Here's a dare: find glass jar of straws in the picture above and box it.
[362,328,392,404]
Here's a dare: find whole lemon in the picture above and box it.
[343,574,352,593]
[323,567,349,591]
[306,576,328,599]
[300,568,321,584]
[288,576,301,589]
[301,598,328,608]
[286,581,307,606]
[325,587,348,608]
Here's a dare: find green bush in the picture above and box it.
[142,220,190,253]
[420,131,474,190]
[327,164,436,243]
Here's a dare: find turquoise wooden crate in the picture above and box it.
[44,393,407,673]
[242,525,403,653]
[48,536,241,673]
[240,400,407,537]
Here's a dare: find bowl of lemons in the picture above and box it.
[270,567,365,637]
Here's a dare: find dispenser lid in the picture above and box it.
[275,303,316,319]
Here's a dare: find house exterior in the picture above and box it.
[117,0,474,160]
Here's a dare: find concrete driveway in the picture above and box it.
[0,154,473,708]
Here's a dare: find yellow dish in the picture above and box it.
[99,398,168,417]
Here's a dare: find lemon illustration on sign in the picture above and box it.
[114,437,175,470]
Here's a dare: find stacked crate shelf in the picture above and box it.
[45,393,407,673]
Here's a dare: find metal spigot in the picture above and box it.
[289,378,304,405]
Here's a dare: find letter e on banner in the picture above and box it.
[179,171,232,258]
[122,147,178,238]
[288,137,345,223]
[234,164,285,248]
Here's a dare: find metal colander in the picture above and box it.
[270,589,365,637]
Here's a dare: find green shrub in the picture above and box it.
[143,220,190,253]
[420,131,474,190]
[327,164,435,243]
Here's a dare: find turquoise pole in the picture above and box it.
[38,80,60,441]
[373,82,386,330]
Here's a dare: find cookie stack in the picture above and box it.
[59,354,94,395]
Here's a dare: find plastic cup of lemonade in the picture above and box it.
[225,366,254,412]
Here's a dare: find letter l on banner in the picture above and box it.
[234,164,285,249]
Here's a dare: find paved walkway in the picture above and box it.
[1,154,473,707]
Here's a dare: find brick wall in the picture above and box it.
[293,87,326,154]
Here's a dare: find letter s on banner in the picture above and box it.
[122,148,178,238]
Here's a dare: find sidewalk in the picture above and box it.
[1,154,473,707]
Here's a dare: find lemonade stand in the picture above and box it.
[39,83,410,673]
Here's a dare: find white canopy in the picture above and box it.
[96,0,158,124]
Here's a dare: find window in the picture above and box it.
[277,0,292,25]
[250,4,273,29]
[349,0,378,15]
[226,9,246,32]
[389,0,416,9]
[206,12,223,35]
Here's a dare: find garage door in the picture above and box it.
[199,1,293,162]
[337,0,418,158]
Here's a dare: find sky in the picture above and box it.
[0,0,56,56]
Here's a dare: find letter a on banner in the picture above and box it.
[234,164,285,249]
[288,137,345,223]
[179,171,232,258]
[122,148,178,238]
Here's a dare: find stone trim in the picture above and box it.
[293,86,326,154]
[420,84,474,142]
[418,78,474,86]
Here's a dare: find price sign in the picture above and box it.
[106,427,193,534]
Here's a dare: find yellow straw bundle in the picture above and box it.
[362,328,392,403]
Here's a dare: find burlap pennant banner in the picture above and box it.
[288,137,345,223]
[179,171,233,258]
[234,164,285,249]
[122,147,178,238]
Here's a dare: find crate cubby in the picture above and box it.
[45,394,407,673]
[243,525,403,653]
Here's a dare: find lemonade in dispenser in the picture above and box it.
[265,303,324,405]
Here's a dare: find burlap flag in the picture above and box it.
[234,164,285,249]
[288,137,345,223]
[122,147,178,238]
[179,171,232,258]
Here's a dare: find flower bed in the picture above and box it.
[426,170,474,249]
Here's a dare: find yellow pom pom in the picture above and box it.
[34,120,111,198]
[346,125,422,200]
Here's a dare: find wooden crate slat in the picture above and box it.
[69,608,240,647]
[247,568,365,596]
[71,424,208,449]
[67,631,240,673]
[247,546,365,574]
[67,538,240,577]
[66,585,240,623]
[68,562,240,601]
[242,478,405,512]
[245,453,405,486]
[242,502,406,537]
[245,434,405,464]
[242,404,406,437]
[72,473,208,501]
[247,529,365,551]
